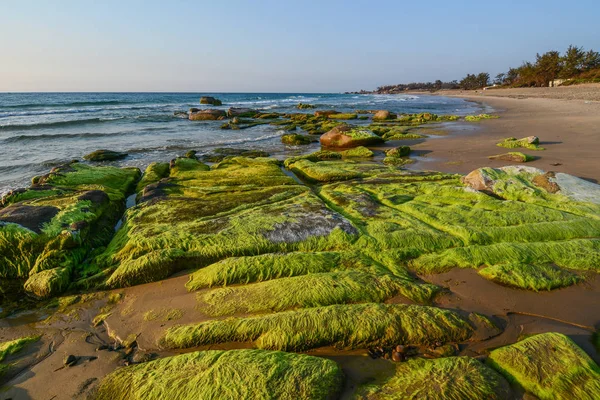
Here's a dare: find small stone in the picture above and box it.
[64,354,78,367]
[392,351,404,362]
[395,345,405,353]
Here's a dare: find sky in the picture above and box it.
[1,0,599,92]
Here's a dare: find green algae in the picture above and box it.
[0,336,39,378]
[385,146,411,157]
[383,157,414,166]
[97,157,358,288]
[488,332,600,400]
[464,114,499,122]
[341,146,374,158]
[136,162,170,192]
[281,133,311,145]
[286,159,394,183]
[410,239,600,274]
[496,137,545,150]
[478,263,582,291]
[93,349,343,400]
[488,152,535,162]
[161,303,476,351]
[198,269,437,316]
[354,356,511,400]
[0,163,140,298]
[283,150,342,168]
[328,113,358,120]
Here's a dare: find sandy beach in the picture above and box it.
[408,85,600,182]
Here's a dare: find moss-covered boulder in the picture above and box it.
[0,162,140,298]
[385,146,411,157]
[199,96,222,106]
[355,356,511,399]
[488,152,534,162]
[281,134,311,145]
[297,103,316,109]
[496,136,544,150]
[314,110,339,117]
[488,332,600,399]
[320,125,384,148]
[92,349,343,400]
[83,149,128,162]
[189,109,226,121]
[201,148,270,163]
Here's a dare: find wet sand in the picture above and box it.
[408,93,600,182]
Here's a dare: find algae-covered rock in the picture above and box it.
[283,150,342,168]
[496,136,544,150]
[328,113,358,120]
[488,152,534,162]
[315,110,340,117]
[488,332,600,400]
[227,107,258,118]
[297,103,316,109]
[281,133,311,145]
[161,303,480,351]
[201,148,270,163]
[92,349,343,400]
[0,336,39,381]
[341,146,374,158]
[189,109,226,121]
[0,163,140,298]
[96,157,357,288]
[383,157,414,166]
[286,159,392,183]
[199,96,222,106]
[385,146,411,157]
[83,149,128,162]
[355,357,511,400]
[320,125,384,148]
[464,114,499,122]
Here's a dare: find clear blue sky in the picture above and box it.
[1,0,599,92]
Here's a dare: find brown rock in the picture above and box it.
[373,110,396,121]
[189,109,227,121]
[533,172,560,193]
[319,125,384,148]
[314,110,340,117]
[462,169,494,191]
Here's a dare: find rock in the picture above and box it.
[189,109,227,121]
[185,150,197,159]
[83,150,128,162]
[319,125,384,148]
[64,354,78,367]
[297,103,316,109]
[462,169,494,191]
[373,110,396,121]
[340,146,374,158]
[0,204,60,233]
[174,111,189,118]
[525,136,539,145]
[281,134,311,145]
[314,110,340,117]
[385,146,411,157]
[488,152,533,163]
[200,96,222,106]
[227,107,258,118]
[328,113,358,120]
[395,345,405,353]
[391,351,404,362]
[189,107,200,113]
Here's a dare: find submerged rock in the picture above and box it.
[83,150,128,162]
[227,107,258,118]
[320,125,384,148]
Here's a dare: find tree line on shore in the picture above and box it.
[366,45,600,93]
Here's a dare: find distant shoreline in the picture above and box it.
[405,88,600,182]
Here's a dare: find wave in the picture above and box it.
[1,100,128,109]
[0,117,121,132]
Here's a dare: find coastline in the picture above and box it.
[407,89,600,182]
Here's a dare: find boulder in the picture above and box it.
[320,125,384,148]
[488,152,533,163]
[385,146,411,157]
[373,110,397,121]
[83,150,128,162]
[297,103,316,109]
[462,169,494,191]
[227,107,258,118]
[200,97,222,106]
[189,110,227,121]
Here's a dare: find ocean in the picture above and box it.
[0,92,485,195]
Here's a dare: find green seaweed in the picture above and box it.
[488,332,600,400]
[161,303,476,351]
[0,336,39,378]
[92,349,343,400]
[464,114,499,122]
[496,137,544,151]
[478,263,582,291]
[354,356,511,399]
